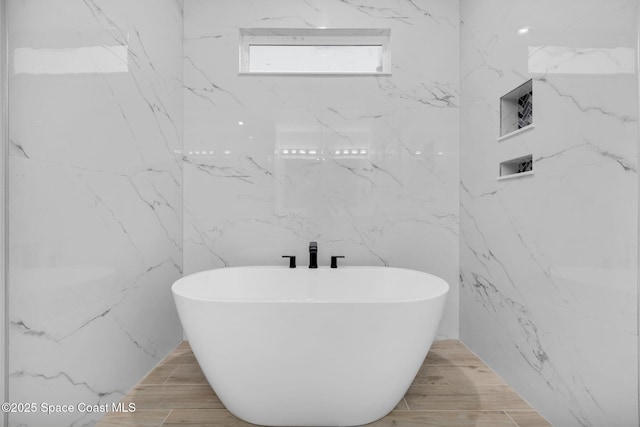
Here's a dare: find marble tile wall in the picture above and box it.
[460,0,638,426]
[182,0,460,338]
[7,1,184,425]
[0,0,6,412]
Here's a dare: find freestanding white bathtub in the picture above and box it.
[172,266,449,426]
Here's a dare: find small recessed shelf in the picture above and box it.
[497,170,534,181]
[500,80,533,138]
[497,123,534,142]
[497,154,533,180]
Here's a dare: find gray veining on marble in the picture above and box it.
[460,1,638,426]
[183,0,460,338]
[7,1,184,425]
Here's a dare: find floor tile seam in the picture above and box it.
[158,409,173,427]
[160,365,181,385]
[141,363,179,385]
[431,364,505,386]
[504,410,522,427]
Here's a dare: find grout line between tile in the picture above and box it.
[158,409,172,427]
[161,365,180,385]
[402,397,409,410]
[504,410,521,427]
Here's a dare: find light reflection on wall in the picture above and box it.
[13,45,128,74]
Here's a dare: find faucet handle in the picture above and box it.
[330,256,345,269]
[282,255,296,268]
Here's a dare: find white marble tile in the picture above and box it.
[9,262,182,426]
[9,156,182,337]
[183,0,459,112]
[183,0,460,338]
[460,278,638,427]
[460,0,638,425]
[9,0,183,175]
[184,0,458,39]
[7,1,183,426]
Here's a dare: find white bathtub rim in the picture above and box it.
[172,265,450,304]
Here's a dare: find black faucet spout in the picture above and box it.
[309,241,318,269]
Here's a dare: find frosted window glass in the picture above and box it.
[248,45,383,73]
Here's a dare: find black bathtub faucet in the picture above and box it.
[330,256,345,268]
[309,241,318,269]
[282,255,296,268]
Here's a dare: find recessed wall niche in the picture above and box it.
[500,80,533,137]
[498,154,534,180]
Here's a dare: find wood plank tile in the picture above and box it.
[438,364,506,386]
[140,364,179,385]
[507,411,553,427]
[95,409,170,427]
[412,364,449,386]
[162,409,518,427]
[176,341,192,351]
[112,340,550,427]
[156,342,196,367]
[165,364,208,385]
[162,409,252,426]
[121,385,224,409]
[405,384,532,411]
[425,340,486,366]
[159,352,198,366]
[365,410,518,427]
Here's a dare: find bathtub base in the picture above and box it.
[183,301,444,426]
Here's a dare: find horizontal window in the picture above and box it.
[239,28,390,75]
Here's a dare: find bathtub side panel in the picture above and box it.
[174,296,446,426]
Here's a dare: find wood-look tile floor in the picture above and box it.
[96,340,552,427]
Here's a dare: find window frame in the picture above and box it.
[239,28,391,76]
